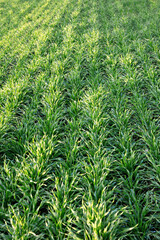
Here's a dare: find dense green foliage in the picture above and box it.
[0,0,160,239]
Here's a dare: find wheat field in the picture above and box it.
[0,0,160,239]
